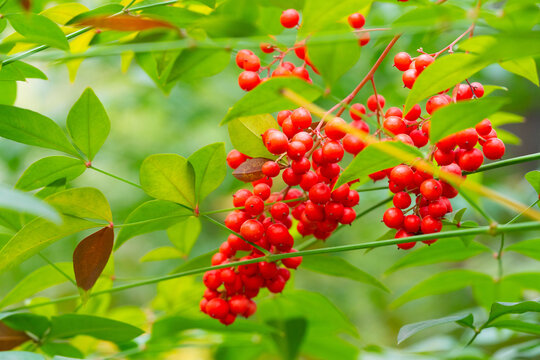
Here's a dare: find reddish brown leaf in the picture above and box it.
[0,322,30,350]
[73,226,114,291]
[233,158,272,183]
[77,14,176,31]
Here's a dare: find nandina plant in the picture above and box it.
[0,0,538,359]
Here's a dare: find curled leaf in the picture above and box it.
[73,226,114,292]
[233,157,271,183]
[77,14,176,31]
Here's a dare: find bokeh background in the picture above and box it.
[0,0,539,358]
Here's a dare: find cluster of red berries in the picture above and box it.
[236,9,320,92]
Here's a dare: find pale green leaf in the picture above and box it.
[500,57,539,86]
[507,238,540,261]
[16,156,85,191]
[0,105,78,156]
[228,114,279,158]
[460,32,540,64]
[168,48,230,82]
[167,216,201,257]
[301,255,389,292]
[188,143,226,205]
[525,171,540,195]
[0,61,47,81]
[299,0,372,36]
[0,186,61,224]
[140,246,184,262]
[220,77,322,125]
[115,200,192,249]
[46,187,112,223]
[66,88,110,161]
[6,14,69,50]
[140,154,196,208]
[397,313,474,344]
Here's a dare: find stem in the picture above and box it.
[355,186,389,192]
[432,23,475,58]
[9,221,540,312]
[506,199,540,225]
[296,237,318,250]
[335,34,401,117]
[89,166,142,189]
[496,234,504,280]
[465,153,540,174]
[459,190,493,224]
[38,253,77,286]
[199,197,306,216]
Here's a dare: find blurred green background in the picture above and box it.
[0,0,539,358]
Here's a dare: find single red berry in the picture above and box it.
[243,54,260,71]
[410,129,429,148]
[287,141,307,160]
[383,207,404,229]
[262,161,280,177]
[229,295,249,315]
[340,207,356,224]
[383,116,406,135]
[292,66,310,80]
[240,219,264,242]
[350,103,366,120]
[343,134,365,155]
[294,41,306,59]
[385,107,403,118]
[414,54,434,73]
[224,211,248,232]
[300,171,318,191]
[260,42,274,53]
[244,195,264,216]
[253,183,271,200]
[404,104,422,121]
[238,71,260,91]
[426,94,449,114]
[420,179,442,201]
[402,68,418,89]
[482,138,505,160]
[258,261,279,279]
[342,190,360,207]
[266,276,286,293]
[233,189,252,207]
[436,134,457,152]
[280,9,300,28]
[291,157,311,174]
[321,141,344,163]
[325,201,345,221]
[395,229,416,250]
[235,49,254,69]
[470,82,484,98]
[434,149,455,166]
[270,202,290,221]
[456,83,473,101]
[393,191,411,209]
[272,66,292,77]
[420,215,442,234]
[226,150,247,169]
[325,117,347,140]
[292,131,314,151]
[475,119,492,137]
[282,168,302,186]
[264,130,288,155]
[403,214,421,233]
[458,148,484,171]
[394,52,412,71]
[357,31,370,46]
[309,183,331,204]
[367,94,385,111]
[277,110,292,126]
[206,298,229,319]
[390,165,414,187]
[203,270,222,290]
[455,128,478,150]
[347,13,365,28]
[291,107,312,129]
[428,199,448,218]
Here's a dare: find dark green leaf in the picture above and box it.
[115,200,192,249]
[16,156,85,191]
[506,238,540,261]
[0,186,61,224]
[6,14,69,50]
[41,342,83,359]
[404,54,490,113]
[228,114,279,158]
[188,143,226,205]
[0,105,78,156]
[140,246,184,262]
[66,88,110,161]
[391,269,492,309]
[335,141,423,188]
[453,208,467,224]
[3,313,50,338]
[397,313,474,344]
[429,97,508,143]
[386,238,490,274]
[301,255,389,292]
[489,319,540,335]
[0,61,47,81]
[135,51,181,94]
[0,262,74,309]
[220,77,322,125]
[488,300,540,322]
[140,154,196,208]
[267,317,307,360]
[168,48,230,82]
[525,171,540,195]
[500,57,539,86]
[49,314,144,343]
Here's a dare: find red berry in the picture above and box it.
[458,148,484,171]
[226,150,247,169]
[262,161,280,177]
[321,141,344,163]
[403,214,421,233]
[390,165,414,187]
[266,223,293,249]
[475,119,492,137]
[420,215,442,234]
[426,95,449,114]
[482,138,505,160]
[291,157,311,174]
[428,199,448,218]
[233,189,252,207]
[340,207,356,224]
[325,201,344,221]
[277,110,291,126]
[243,54,260,71]
[395,229,415,250]
[383,207,404,229]
[244,195,264,216]
[235,49,254,69]
[229,295,249,315]
[434,149,455,166]
[455,128,478,150]
[420,179,442,201]
[272,66,292,77]
[402,68,417,89]
[291,107,312,129]
[203,270,222,290]
[343,134,365,155]
[294,42,306,59]
[309,183,331,204]
[287,141,307,160]
[260,43,274,53]
[238,71,260,91]
[325,117,347,140]
[347,13,365,28]
[224,211,248,232]
[350,103,366,120]
[383,116,406,135]
[394,52,412,71]
[470,82,484,98]
[385,107,403,118]
[253,183,271,200]
[266,276,286,293]
[367,94,385,111]
[240,219,264,242]
[292,66,310,80]
[270,202,289,221]
[393,191,411,209]
[456,83,473,101]
[357,32,370,46]
[404,104,422,121]
[264,130,288,155]
[280,9,300,28]
[206,298,229,319]
[258,261,279,279]
[414,54,434,73]
[436,134,457,152]
[410,129,429,148]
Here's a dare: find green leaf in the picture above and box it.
[220,77,322,125]
[507,238,540,261]
[0,262,74,309]
[6,14,69,50]
[66,4,123,25]
[171,249,217,274]
[228,114,279,158]
[66,88,111,161]
[140,246,184,262]
[135,51,180,94]
[0,352,44,360]
[0,216,97,273]
[392,5,466,30]
[0,81,17,105]
[16,156,86,191]
[46,187,112,223]
[0,105,78,156]
[0,61,47,81]
[489,319,540,335]
[525,171,540,195]
[404,53,490,113]
[167,216,201,257]
[490,111,524,127]
[267,317,307,360]
[3,313,50,338]
[429,97,508,143]
[335,141,423,188]
[386,238,490,274]
[500,57,539,86]
[301,255,389,292]
[453,208,467,224]
[115,200,192,249]
[168,48,230,82]
[397,313,474,344]
[391,269,492,309]
[488,300,540,322]
[299,0,372,36]
[502,272,540,293]
[0,186,61,224]
[188,143,226,205]
[141,6,202,28]
[460,32,540,64]
[49,314,144,343]
[140,154,196,208]
[307,24,360,86]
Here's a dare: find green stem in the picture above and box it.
[496,234,504,280]
[460,190,493,224]
[506,199,540,225]
[465,153,540,175]
[10,221,540,312]
[199,197,306,216]
[89,166,142,189]
[354,186,389,192]
[38,253,77,286]
[296,237,318,250]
